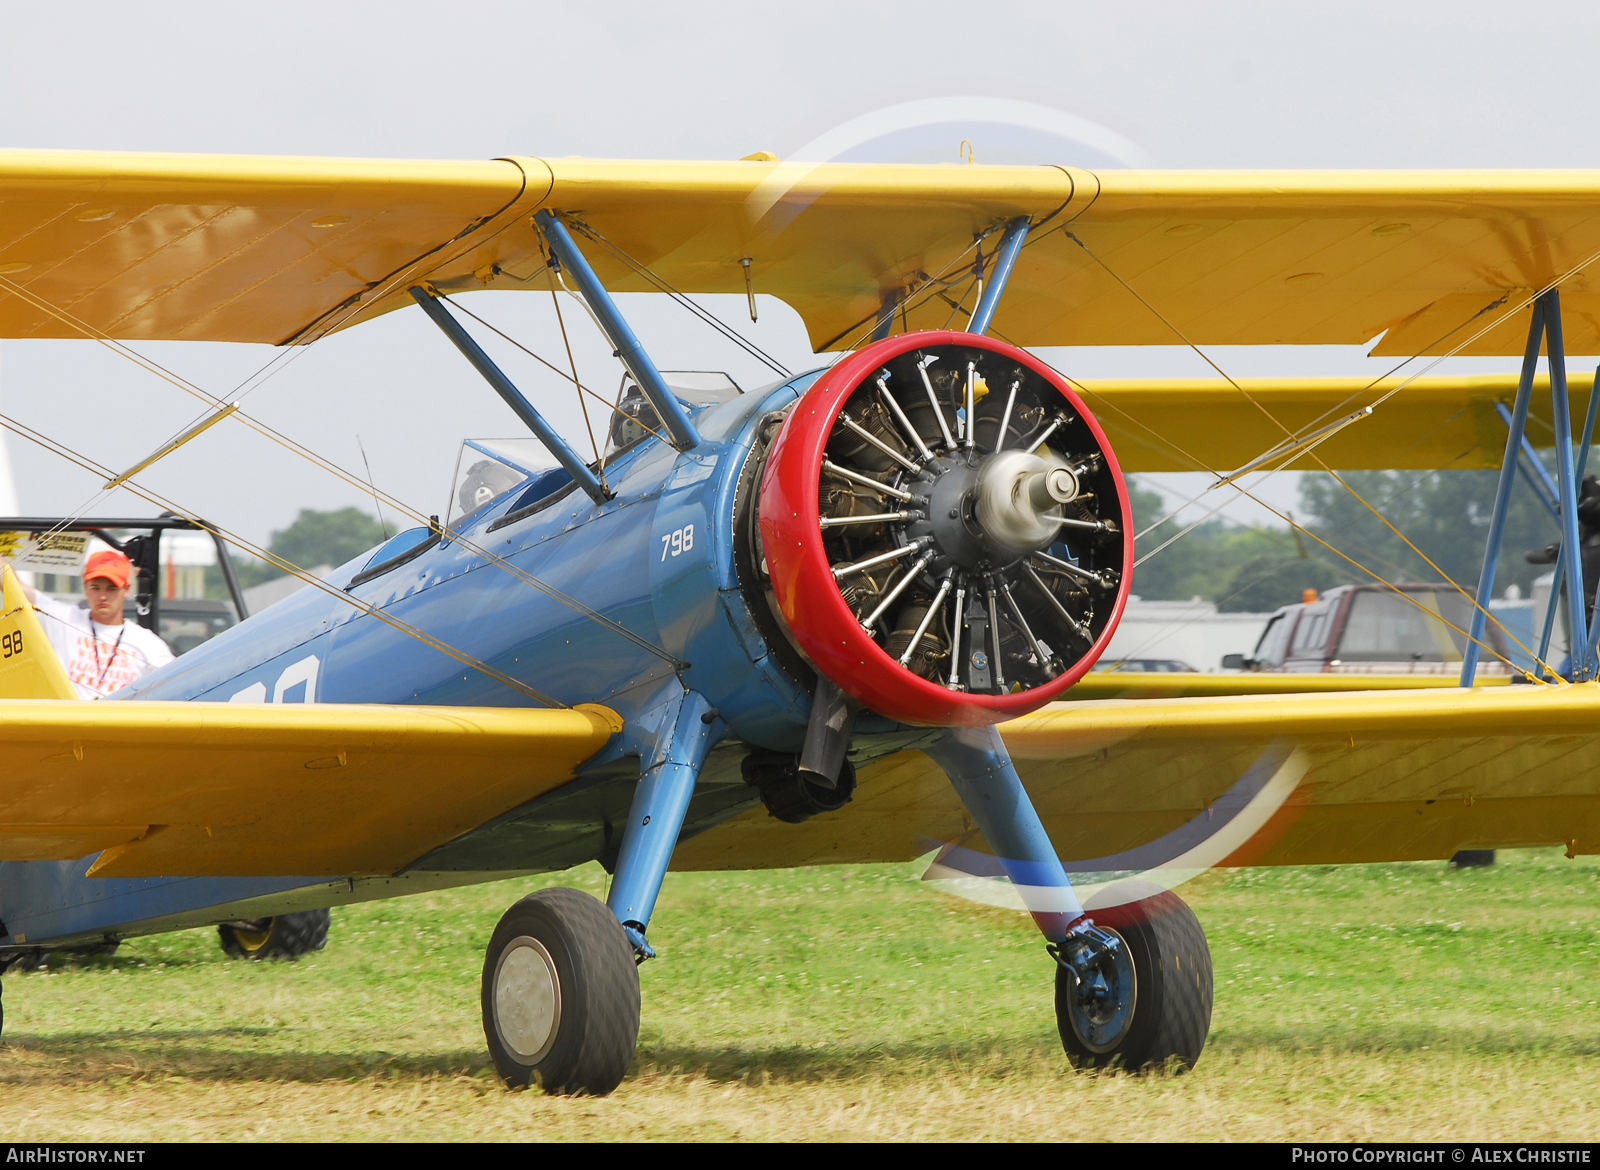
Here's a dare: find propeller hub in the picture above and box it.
[906,450,1082,571]
[973,450,1079,557]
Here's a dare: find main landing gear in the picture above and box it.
[478,690,1214,1093]
[926,727,1215,1074]
[483,687,714,1094]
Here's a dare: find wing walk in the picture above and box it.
[669,684,1600,874]
[0,699,620,877]
[3,153,1600,359]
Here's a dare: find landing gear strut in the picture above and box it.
[482,687,716,1094]
[927,727,1215,1074]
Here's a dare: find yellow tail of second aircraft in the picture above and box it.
[0,565,76,701]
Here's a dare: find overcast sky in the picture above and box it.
[2,1,1598,548]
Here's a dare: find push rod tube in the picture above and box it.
[967,217,1031,337]
[1461,300,1544,686]
[535,210,700,451]
[409,287,609,506]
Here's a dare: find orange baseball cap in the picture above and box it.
[83,550,132,589]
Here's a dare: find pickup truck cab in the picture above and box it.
[1227,582,1511,675]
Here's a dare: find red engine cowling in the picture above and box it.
[758,331,1133,726]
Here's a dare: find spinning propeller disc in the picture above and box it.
[758,331,1133,726]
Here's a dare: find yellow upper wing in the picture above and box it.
[2,152,1598,356]
[671,683,1600,873]
[0,698,619,877]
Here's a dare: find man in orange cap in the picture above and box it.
[8,549,174,698]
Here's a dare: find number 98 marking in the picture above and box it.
[1,630,20,658]
[660,524,695,561]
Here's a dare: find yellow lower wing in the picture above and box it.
[0,698,620,876]
[0,566,76,700]
[671,684,1600,872]
[1066,671,1508,701]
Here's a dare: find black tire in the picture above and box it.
[218,909,330,960]
[1449,849,1496,868]
[481,887,640,1096]
[1056,884,1212,1072]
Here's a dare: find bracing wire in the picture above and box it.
[822,226,1003,354]
[1106,465,1500,667]
[563,220,791,378]
[1061,229,1600,546]
[0,273,681,667]
[0,410,566,707]
[433,291,672,450]
[995,337,1554,680]
[1031,232,1600,678]
[550,285,605,478]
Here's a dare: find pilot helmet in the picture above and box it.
[457,459,523,516]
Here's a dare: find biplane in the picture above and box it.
[1,151,1599,1092]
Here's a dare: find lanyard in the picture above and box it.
[89,618,127,691]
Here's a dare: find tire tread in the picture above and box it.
[481,887,640,1097]
[1057,888,1212,1073]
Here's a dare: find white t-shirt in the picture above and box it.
[30,594,176,699]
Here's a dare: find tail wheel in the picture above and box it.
[217,909,330,960]
[1057,885,1213,1072]
[482,887,641,1096]
[758,330,1131,726]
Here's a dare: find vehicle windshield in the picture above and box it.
[1253,612,1294,667]
[1336,589,1472,662]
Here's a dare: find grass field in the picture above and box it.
[3,848,1600,1141]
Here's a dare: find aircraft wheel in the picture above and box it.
[1056,885,1212,1072]
[218,909,330,960]
[482,887,640,1096]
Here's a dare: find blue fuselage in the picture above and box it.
[0,372,930,949]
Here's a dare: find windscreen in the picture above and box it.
[446,439,559,530]
[1336,589,1471,662]
[604,371,741,459]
